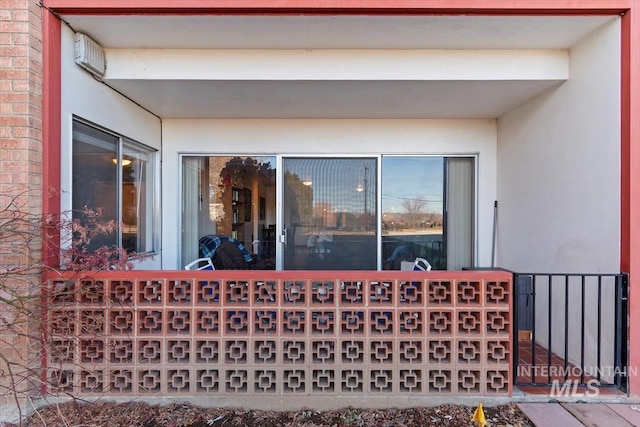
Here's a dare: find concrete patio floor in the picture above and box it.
[517,403,640,427]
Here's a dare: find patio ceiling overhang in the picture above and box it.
[60,14,616,119]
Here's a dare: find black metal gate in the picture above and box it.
[513,272,628,392]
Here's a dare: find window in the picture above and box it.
[181,155,474,270]
[381,156,445,270]
[72,119,156,254]
[381,156,475,270]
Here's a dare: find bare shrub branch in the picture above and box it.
[0,189,152,424]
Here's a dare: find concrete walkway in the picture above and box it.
[517,403,640,427]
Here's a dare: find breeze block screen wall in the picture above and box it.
[45,271,512,405]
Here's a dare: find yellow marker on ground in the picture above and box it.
[471,403,487,427]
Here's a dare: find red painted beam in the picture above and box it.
[42,0,631,14]
[621,8,631,273]
[621,7,640,398]
[41,9,62,396]
[42,10,61,268]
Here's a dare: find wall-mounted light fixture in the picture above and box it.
[74,33,106,79]
[302,180,313,186]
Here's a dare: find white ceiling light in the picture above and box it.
[112,158,132,166]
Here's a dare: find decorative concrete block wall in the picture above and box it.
[46,271,512,406]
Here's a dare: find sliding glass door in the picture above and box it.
[282,157,377,270]
[181,155,473,270]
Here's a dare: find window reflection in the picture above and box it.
[72,122,119,251]
[180,155,473,271]
[72,120,155,256]
[382,157,445,270]
[283,158,377,270]
[180,156,277,269]
[121,143,153,253]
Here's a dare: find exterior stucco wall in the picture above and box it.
[59,25,162,269]
[497,19,621,370]
[497,18,621,274]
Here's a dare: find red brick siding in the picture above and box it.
[0,0,44,410]
[0,1,42,197]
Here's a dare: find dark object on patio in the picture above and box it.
[213,240,250,269]
[199,235,272,270]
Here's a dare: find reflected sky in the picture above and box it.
[382,157,443,214]
[283,157,444,214]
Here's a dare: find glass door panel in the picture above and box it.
[181,155,276,269]
[282,157,377,270]
[381,157,446,270]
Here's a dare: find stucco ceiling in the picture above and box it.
[62,15,614,50]
[62,14,616,119]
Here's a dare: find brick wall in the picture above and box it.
[0,0,44,415]
[0,1,43,198]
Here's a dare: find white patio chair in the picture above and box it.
[184,257,215,270]
[400,257,432,271]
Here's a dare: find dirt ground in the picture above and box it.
[7,401,535,427]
